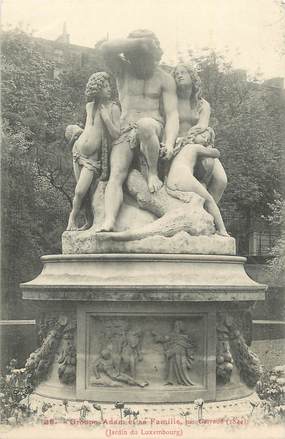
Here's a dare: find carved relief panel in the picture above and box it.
[77,304,216,402]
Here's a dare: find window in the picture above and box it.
[248,231,279,256]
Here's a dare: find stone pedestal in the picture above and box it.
[21,254,266,403]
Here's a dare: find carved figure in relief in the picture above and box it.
[99,29,179,231]
[92,348,148,388]
[91,322,146,387]
[120,330,143,378]
[152,321,195,386]
[65,72,121,231]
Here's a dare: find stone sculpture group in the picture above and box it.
[20,30,266,404]
[64,29,232,253]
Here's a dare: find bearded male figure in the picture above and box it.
[99,29,179,232]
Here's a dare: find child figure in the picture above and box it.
[65,72,120,231]
[186,126,215,148]
[167,129,229,237]
[170,127,216,185]
[189,128,216,185]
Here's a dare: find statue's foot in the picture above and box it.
[148,174,163,193]
[139,381,149,388]
[216,230,230,237]
[77,222,92,231]
[94,232,113,240]
[66,221,78,231]
[95,222,115,233]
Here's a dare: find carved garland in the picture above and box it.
[216,313,234,384]
[57,319,77,385]
[25,315,76,386]
[216,311,263,388]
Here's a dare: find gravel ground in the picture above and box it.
[251,338,285,370]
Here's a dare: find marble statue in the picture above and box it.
[65,72,120,231]
[100,63,229,238]
[171,64,227,203]
[62,33,235,254]
[167,143,228,236]
[166,64,228,236]
[98,29,179,231]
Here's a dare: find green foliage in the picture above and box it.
[1,29,105,318]
[0,359,35,425]
[264,195,285,282]
[188,51,284,217]
[256,366,285,424]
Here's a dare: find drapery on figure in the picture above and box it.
[65,71,120,231]
[152,321,195,386]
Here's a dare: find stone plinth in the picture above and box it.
[21,254,266,403]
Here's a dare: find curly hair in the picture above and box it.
[85,71,111,101]
[172,64,202,108]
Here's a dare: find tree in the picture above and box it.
[191,51,283,217]
[264,195,285,282]
[1,29,105,318]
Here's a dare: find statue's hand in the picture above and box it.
[159,143,167,159]
[187,125,206,136]
[99,104,110,123]
[211,148,221,158]
[164,144,174,160]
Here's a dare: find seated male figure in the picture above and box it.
[99,29,179,232]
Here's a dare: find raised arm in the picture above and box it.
[195,144,220,158]
[101,38,150,55]
[188,99,211,135]
[99,103,121,139]
[101,38,154,76]
[162,72,179,159]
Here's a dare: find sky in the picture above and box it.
[1,0,285,79]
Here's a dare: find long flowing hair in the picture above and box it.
[172,64,203,111]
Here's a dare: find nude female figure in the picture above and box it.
[167,64,228,236]
[171,64,227,203]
